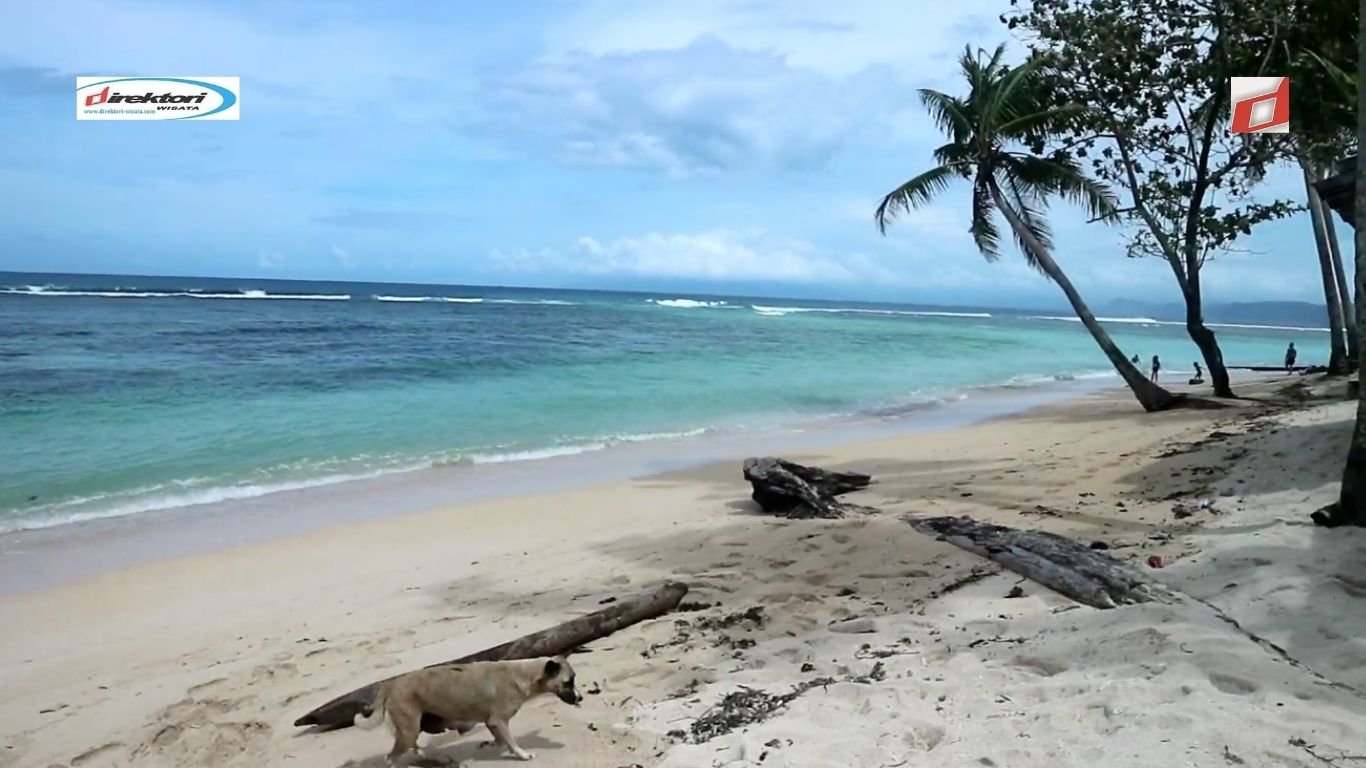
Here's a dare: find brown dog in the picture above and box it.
[354,656,582,765]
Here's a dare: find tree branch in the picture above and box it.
[1108,122,1191,293]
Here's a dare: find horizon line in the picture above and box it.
[0,268,1328,316]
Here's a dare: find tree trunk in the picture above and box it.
[1314,11,1366,528]
[292,581,690,731]
[1182,276,1234,398]
[1303,161,1351,375]
[742,457,873,518]
[906,516,1173,608]
[988,183,1182,412]
[1324,199,1359,365]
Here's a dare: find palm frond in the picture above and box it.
[917,89,973,142]
[983,53,1046,136]
[875,165,957,234]
[930,141,974,172]
[996,102,1088,142]
[1302,49,1356,101]
[970,179,1002,261]
[1003,154,1118,221]
[1000,172,1054,274]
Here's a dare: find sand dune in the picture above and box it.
[3,378,1366,767]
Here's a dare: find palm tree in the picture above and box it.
[1301,160,1350,374]
[1313,5,1366,528]
[875,45,1181,412]
[1322,198,1358,365]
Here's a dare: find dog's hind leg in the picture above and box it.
[486,718,534,761]
[385,702,424,767]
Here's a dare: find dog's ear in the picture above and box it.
[543,658,562,678]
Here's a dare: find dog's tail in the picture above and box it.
[352,685,389,731]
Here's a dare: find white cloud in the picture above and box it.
[493,229,901,284]
[477,1,1017,178]
[481,36,928,177]
[544,0,1011,79]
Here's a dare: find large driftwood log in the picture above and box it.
[907,516,1172,609]
[293,580,689,732]
[742,457,872,518]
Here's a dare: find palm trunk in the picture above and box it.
[1303,161,1350,374]
[1314,12,1366,528]
[1324,199,1359,365]
[989,183,1181,412]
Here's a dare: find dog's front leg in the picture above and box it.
[486,718,534,761]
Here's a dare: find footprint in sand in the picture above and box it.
[69,742,126,767]
[766,591,821,605]
[903,723,946,751]
[186,677,228,696]
[250,662,297,682]
[1207,672,1259,695]
[1332,574,1366,598]
[1010,655,1068,677]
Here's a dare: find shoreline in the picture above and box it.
[0,373,1119,595]
[4,372,1356,768]
[2,365,1128,539]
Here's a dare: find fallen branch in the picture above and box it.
[293,580,689,732]
[906,515,1173,609]
[742,457,873,518]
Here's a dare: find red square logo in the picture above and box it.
[1230,77,1289,134]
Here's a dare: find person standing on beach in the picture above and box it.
[1190,361,1204,385]
[1285,342,1297,372]
[1150,355,1161,383]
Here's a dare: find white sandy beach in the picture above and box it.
[3,377,1366,768]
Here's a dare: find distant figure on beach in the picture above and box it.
[1150,355,1161,383]
[1131,354,1140,366]
[1189,361,1204,386]
[1285,342,1297,372]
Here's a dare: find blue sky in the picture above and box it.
[0,0,1339,309]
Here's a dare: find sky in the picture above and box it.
[0,0,1342,309]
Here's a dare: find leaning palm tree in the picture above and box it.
[875,44,1180,412]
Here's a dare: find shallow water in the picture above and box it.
[0,271,1321,533]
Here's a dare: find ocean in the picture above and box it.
[0,272,1325,535]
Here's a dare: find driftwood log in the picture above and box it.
[293,580,689,733]
[742,457,872,518]
[907,516,1172,609]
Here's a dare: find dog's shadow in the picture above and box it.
[338,729,564,767]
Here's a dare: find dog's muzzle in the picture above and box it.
[557,690,583,705]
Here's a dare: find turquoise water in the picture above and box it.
[0,272,1325,534]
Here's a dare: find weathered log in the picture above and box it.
[907,516,1172,609]
[742,457,872,518]
[293,580,689,732]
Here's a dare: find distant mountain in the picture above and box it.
[1104,299,1330,328]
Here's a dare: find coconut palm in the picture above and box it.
[1301,160,1350,374]
[875,44,1180,412]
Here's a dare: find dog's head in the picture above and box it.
[538,657,583,705]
